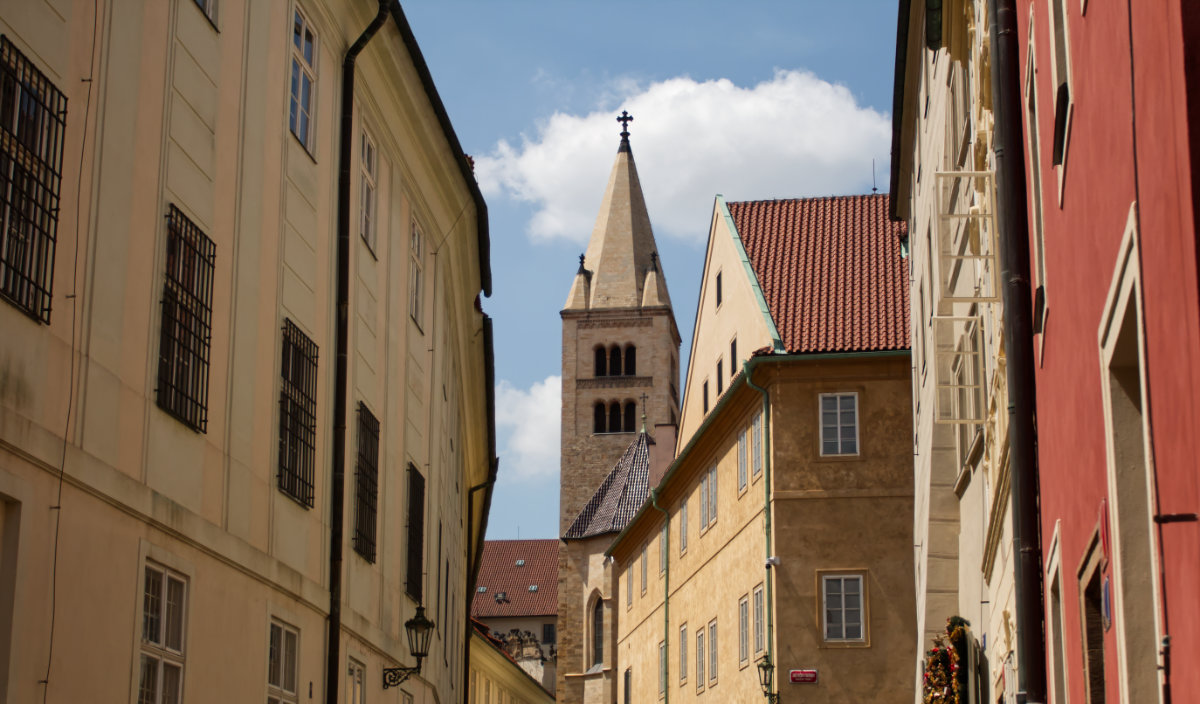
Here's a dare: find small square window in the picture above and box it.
[820,393,859,456]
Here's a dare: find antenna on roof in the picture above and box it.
[872,159,879,194]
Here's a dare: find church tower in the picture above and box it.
[559,113,680,533]
[556,113,680,704]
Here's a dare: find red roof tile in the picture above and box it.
[471,539,559,618]
[727,195,910,354]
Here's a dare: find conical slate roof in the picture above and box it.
[564,134,671,310]
[563,431,651,540]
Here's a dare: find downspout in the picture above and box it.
[328,4,389,703]
[650,488,670,704]
[989,1,1047,702]
[743,358,775,699]
[464,316,500,696]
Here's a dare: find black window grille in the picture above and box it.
[405,464,426,600]
[278,319,317,507]
[0,36,66,324]
[353,402,379,562]
[156,205,214,432]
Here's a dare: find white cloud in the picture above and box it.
[474,69,891,244]
[494,375,561,481]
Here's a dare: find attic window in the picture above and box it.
[494,591,508,603]
[529,585,539,592]
[515,559,525,567]
[477,586,487,593]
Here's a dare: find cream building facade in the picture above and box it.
[468,622,555,704]
[0,1,494,702]
[609,195,916,703]
[891,0,1023,698]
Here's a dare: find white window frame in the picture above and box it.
[640,547,648,594]
[268,619,300,704]
[706,464,717,527]
[409,222,424,329]
[819,393,860,456]
[699,473,708,528]
[707,619,718,683]
[658,640,667,697]
[679,624,688,683]
[738,595,749,665]
[626,564,633,608]
[1046,0,1074,195]
[138,563,188,704]
[679,498,688,554]
[753,584,764,654]
[752,412,762,477]
[347,657,366,704]
[821,573,867,643]
[695,628,705,690]
[192,0,217,23]
[359,129,378,253]
[737,427,747,492]
[659,524,667,574]
[288,7,317,152]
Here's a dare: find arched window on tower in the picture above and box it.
[609,345,623,376]
[594,346,607,377]
[592,599,605,667]
[624,401,637,432]
[609,402,621,433]
[625,345,637,376]
[594,402,607,433]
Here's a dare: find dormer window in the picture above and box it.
[515,559,525,567]
[477,586,487,593]
[529,585,539,592]
[494,591,508,603]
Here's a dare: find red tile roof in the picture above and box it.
[727,195,910,353]
[471,539,559,618]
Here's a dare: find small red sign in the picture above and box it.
[789,669,818,684]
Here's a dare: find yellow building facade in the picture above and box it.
[609,195,917,703]
[0,1,494,702]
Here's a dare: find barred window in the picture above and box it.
[0,36,67,324]
[353,402,379,562]
[156,205,214,432]
[405,464,426,600]
[278,320,317,507]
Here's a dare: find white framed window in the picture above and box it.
[138,563,187,704]
[1046,0,1074,174]
[752,412,762,476]
[707,619,717,682]
[737,428,747,491]
[409,223,424,329]
[268,619,300,703]
[679,624,688,683]
[347,658,365,704]
[819,393,859,456]
[695,628,705,689]
[821,574,866,643]
[359,130,378,252]
[706,465,717,526]
[288,7,317,151]
[699,474,708,528]
[753,584,764,654]
[1025,22,1049,336]
[679,498,688,553]
[626,565,633,608]
[738,595,749,664]
[640,548,648,594]
[658,640,667,697]
[659,524,667,574]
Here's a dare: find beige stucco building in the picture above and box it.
[608,195,916,703]
[891,0,1025,698]
[0,1,495,702]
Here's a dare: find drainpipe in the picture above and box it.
[650,488,670,704]
[989,1,1047,702]
[743,358,775,699]
[328,3,389,703]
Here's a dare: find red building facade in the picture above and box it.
[1016,1,1200,701]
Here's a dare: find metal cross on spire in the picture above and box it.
[639,392,649,432]
[617,110,633,139]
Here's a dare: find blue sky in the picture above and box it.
[403,1,900,540]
